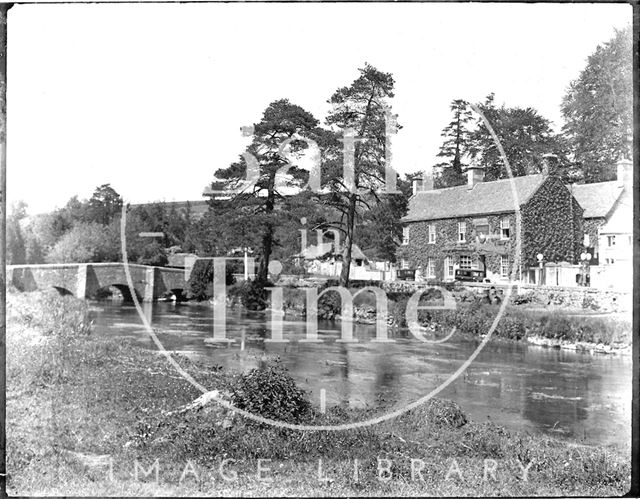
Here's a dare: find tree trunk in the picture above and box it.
[257,174,276,282]
[339,193,357,288]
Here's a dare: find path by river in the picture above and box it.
[89,301,632,450]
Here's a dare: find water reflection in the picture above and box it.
[88,301,631,448]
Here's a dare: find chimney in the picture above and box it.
[466,160,484,189]
[542,153,558,176]
[412,171,434,194]
[616,158,633,188]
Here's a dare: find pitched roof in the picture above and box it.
[402,174,547,222]
[569,181,624,219]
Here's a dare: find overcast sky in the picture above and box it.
[6,2,631,214]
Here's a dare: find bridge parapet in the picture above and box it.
[8,263,187,301]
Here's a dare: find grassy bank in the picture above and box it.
[7,291,631,496]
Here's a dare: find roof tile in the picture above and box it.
[403,174,547,222]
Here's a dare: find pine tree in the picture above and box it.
[434,99,473,188]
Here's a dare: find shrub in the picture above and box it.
[418,399,468,429]
[582,294,600,311]
[136,241,168,267]
[230,363,311,423]
[316,283,344,320]
[23,291,92,339]
[512,291,535,305]
[228,278,272,311]
[186,258,236,301]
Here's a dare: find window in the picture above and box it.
[402,226,410,245]
[500,218,510,239]
[607,235,616,247]
[401,259,410,269]
[459,255,472,269]
[427,257,436,278]
[474,217,490,239]
[458,221,467,242]
[444,257,455,279]
[500,255,510,277]
[428,224,436,244]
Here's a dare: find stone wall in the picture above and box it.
[377,279,631,313]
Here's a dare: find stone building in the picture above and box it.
[570,158,633,288]
[399,164,584,283]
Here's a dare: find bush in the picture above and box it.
[230,362,311,423]
[511,291,536,305]
[316,285,343,320]
[19,291,92,339]
[186,258,236,301]
[136,241,168,267]
[45,222,120,263]
[228,278,272,311]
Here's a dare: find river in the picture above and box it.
[89,300,632,450]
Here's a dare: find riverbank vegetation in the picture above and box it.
[7,291,630,496]
[230,282,632,351]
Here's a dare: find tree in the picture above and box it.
[354,175,411,262]
[46,222,120,263]
[212,99,320,282]
[469,94,570,181]
[191,201,264,258]
[86,184,123,225]
[6,202,27,265]
[561,26,632,183]
[322,63,399,287]
[433,99,473,188]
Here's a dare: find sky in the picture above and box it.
[6,2,632,214]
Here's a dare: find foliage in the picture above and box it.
[322,63,399,287]
[86,184,123,225]
[230,362,311,423]
[186,258,236,301]
[434,99,474,188]
[469,94,571,181]
[228,278,272,311]
[404,299,631,345]
[20,185,125,264]
[136,240,168,267]
[354,175,411,262]
[562,26,632,183]
[521,177,583,266]
[7,203,27,265]
[124,201,197,259]
[45,222,120,263]
[190,202,264,257]
[211,99,321,281]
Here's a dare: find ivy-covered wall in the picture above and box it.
[520,176,584,267]
[398,212,517,280]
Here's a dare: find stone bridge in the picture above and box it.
[7,263,188,301]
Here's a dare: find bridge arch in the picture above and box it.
[92,284,142,302]
[52,286,74,296]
